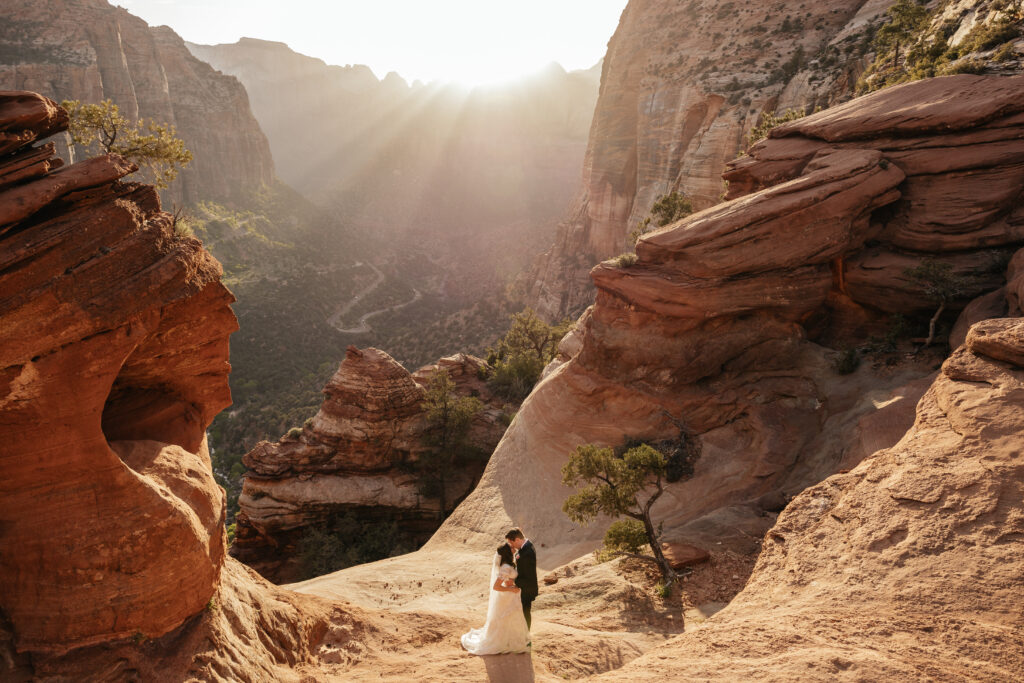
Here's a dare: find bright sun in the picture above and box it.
[115,0,627,86]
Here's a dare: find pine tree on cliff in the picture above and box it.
[419,369,484,515]
[62,99,192,189]
[562,443,679,587]
[875,0,930,70]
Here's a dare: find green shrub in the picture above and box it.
[955,17,1021,55]
[285,426,303,439]
[604,519,649,555]
[940,57,987,74]
[613,252,639,268]
[486,310,573,401]
[993,40,1018,61]
[744,108,809,149]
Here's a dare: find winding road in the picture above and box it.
[327,262,422,335]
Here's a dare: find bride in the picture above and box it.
[461,543,529,655]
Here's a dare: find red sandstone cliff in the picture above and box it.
[284,73,1024,680]
[443,72,1024,555]
[524,0,1024,318]
[234,347,513,583]
[0,92,359,680]
[0,0,274,205]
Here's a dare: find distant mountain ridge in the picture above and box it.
[0,0,274,205]
[187,37,601,250]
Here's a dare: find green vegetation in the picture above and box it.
[744,108,810,150]
[630,191,694,245]
[297,514,414,580]
[875,0,931,70]
[857,1,1022,94]
[61,99,192,188]
[613,252,639,268]
[417,369,485,513]
[562,443,678,584]
[485,309,574,401]
[865,314,912,354]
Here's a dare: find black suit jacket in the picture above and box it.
[515,541,538,600]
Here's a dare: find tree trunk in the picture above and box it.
[925,300,945,347]
[641,509,675,583]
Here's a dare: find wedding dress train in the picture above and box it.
[461,555,529,655]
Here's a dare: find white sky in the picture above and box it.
[115,0,628,86]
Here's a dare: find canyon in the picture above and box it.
[0,0,273,205]
[523,0,1024,319]
[2,0,1024,680]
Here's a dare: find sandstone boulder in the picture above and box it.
[234,348,512,583]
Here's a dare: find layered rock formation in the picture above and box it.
[524,0,1024,318]
[422,74,1024,572]
[284,72,1024,679]
[0,0,274,204]
[600,316,1024,681]
[234,348,512,583]
[0,92,361,679]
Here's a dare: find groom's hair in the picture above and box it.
[505,528,525,541]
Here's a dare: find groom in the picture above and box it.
[505,528,538,630]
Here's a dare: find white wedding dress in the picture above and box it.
[461,554,529,655]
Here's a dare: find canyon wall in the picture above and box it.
[235,348,513,583]
[0,0,274,205]
[188,38,601,283]
[599,316,1024,680]
[428,73,1024,566]
[524,0,1024,318]
[0,91,353,680]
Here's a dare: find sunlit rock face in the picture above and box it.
[596,316,1024,680]
[234,348,513,583]
[0,91,237,651]
[0,0,274,204]
[523,0,1024,320]
[437,75,1024,576]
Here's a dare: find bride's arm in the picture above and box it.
[492,577,520,593]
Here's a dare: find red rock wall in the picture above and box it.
[0,0,274,205]
[523,0,1024,320]
[524,0,894,317]
[438,75,1024,576]
[600,317,1024,680]
[234,348,513,583]
[0,91,237,652]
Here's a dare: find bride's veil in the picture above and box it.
[484,552,501,625]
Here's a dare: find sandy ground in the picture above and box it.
[289,545,759,681]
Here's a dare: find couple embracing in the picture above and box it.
[461,528,538,655]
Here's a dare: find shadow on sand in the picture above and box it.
[481,651,535,682]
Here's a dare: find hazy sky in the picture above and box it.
[115,0,628,85]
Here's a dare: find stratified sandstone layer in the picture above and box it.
[597,317,1024,681]
[0,93,369,681]
[0,91,236,652]
[524,0,1024,319]
[0,0,274,204]
[424,75,1024,570]
[235,348,511,583]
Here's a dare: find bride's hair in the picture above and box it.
[497,543,515,567]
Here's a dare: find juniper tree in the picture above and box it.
[62,99,192,188]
